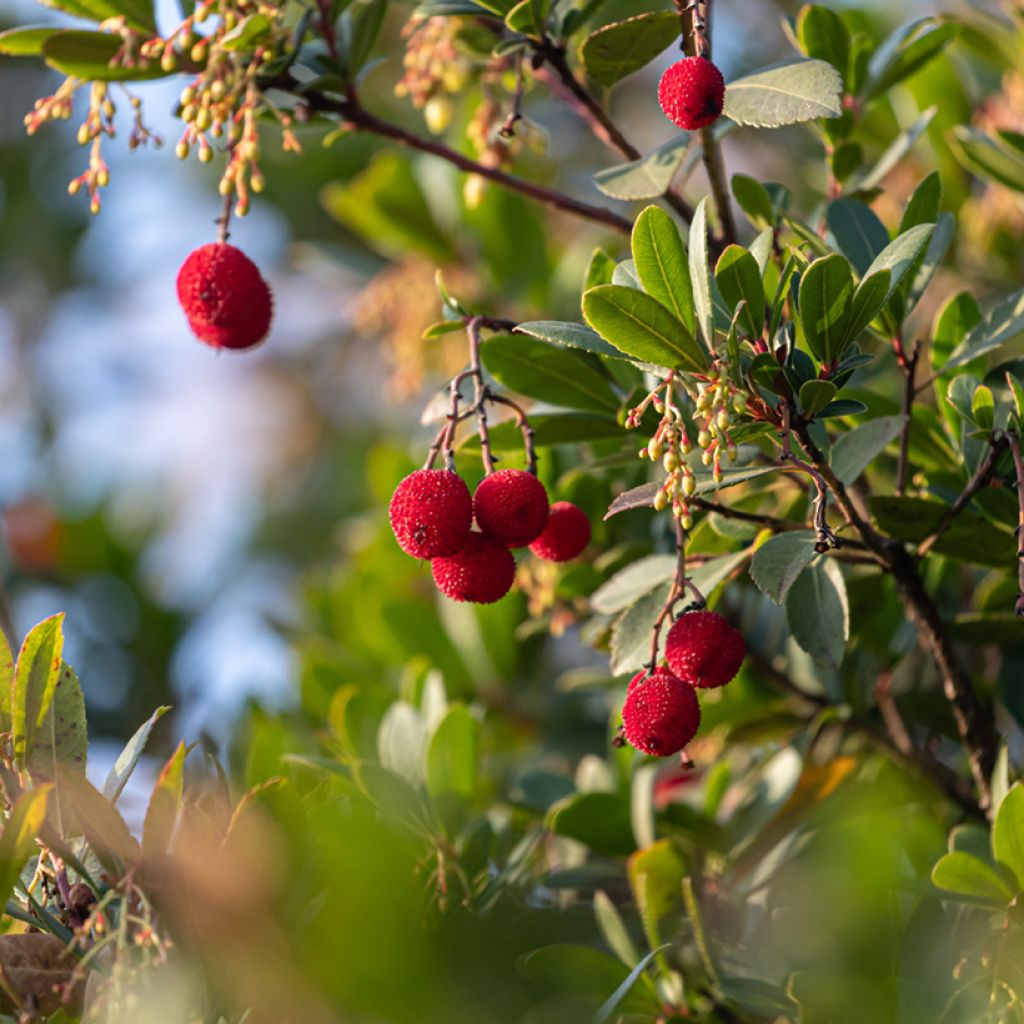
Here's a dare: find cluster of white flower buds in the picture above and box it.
[627,366,750,530]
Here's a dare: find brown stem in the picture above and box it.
[793,420,999,811]
[215,190,232,244]
[533,44,696,226]
[1010,432,1024,615]
[917,437,1007,558]
[894,337,920,497]
[498,53,525,139]
[487,393,537,474]
[466,317,496,475]
[645,518,691,674]
[306,94,632,234]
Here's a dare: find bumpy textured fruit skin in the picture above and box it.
[473,469,550,548]
[431,532,516,604]
[622,669,701,756]
[176,243,274,351]
[389,469,473,559]
[528,501,591,562]
[658,57,726,131]
[664,610,745,688]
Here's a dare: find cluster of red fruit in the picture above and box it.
[176,242,274,351]
[389,468,590,603]
[657,56,725,132]
[622,610,744,758]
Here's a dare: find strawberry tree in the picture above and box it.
[2,0,1024,1021]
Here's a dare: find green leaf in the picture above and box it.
[579,12,680,88]
[931,292,982,375]
[942,290,1024,375]
[842,269,891,345]
[142,740,187,855]
[951,127,1024,192]
[321,153,453,263]
[220,13,272,50]
[971,385,995,432]
[0,630,13,736]
[731,174,775,228]
[590,555,677,614]
[57,770,139,875]
[102,706,171,803]
[857,107,937,191]
[516,321,640,364]
[519,944,660,1015]
[993,784,1024,889]
[749,531,818,605]
[425,704,479,807]
[715,246,765,340]
[830,415,905,483]
[796,5,849,82]
[593,890,641,968]
[785,558,848,669]
[584,249,616,290]
[42,31,169,81]
[609,583,672,675]
[0,788,50,914]
[481,334,619,414]
[548,792,636,857]
[799,379,838,417]
[863,18,957,100]
[593,947,665,1024]
[605,466,778,518]
[37,0,157,32]
[0,27,62,56]
[504,0,549,36]
[688,198,714,353]
[901,171,942,234]
[339,0,387,76]
[862,223,935,299]
[905,212,953,312]
[931,851,1015,904]
[799,254,854,363]
[723,58,842,128]
[582,285,708,373]
[826,199,888,277]
[870,495,1015,567]
[12,615,65,771]
[594,137,690,200]
[632,206,695,336]
[459,412,622,452]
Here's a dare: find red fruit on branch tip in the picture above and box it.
[622,670,701,757]
[176,243,273,351]
[431,533,516,604]
[658,57,725,131]
[473,469,550,548]
[665,610,745,689]
[389,469,473,560]
[528,501,591,562]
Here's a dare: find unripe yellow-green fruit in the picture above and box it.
[648,437,664,461]
[653,489,669,511]
[702,449,713,466]
[681,513,693,530]
[733,392,747,413]
[698,430,711,449]
[464,173,486,210]
[682,473,696,497]
[442,58,472,93]
[424,96,454,135]
[663,451,680,473]
[717,409,730,430]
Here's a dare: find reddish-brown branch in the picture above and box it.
[1010,432,1024,617]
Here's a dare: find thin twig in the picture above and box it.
[487,393,537,474]
[303,92,632,234]
[215,190,232,244]
[1010,432,1024,617]
[894,336,920,497]
[644,518,694,674]
[917,437,1007,558]
[465,317,496,475]
[780,406,839,551]
[498,53,525,139]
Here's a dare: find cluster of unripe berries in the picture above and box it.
[176,243,274,350]
[657,56,726,132]
[388,468,591,604]
[621,611,745,757]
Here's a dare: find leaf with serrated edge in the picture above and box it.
[689,198,714,353]
[594,136,689,201]
[723,59,842,129]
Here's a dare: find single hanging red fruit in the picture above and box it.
[658,56,726,131]
[389,469,473,560]
[473,469,549,548]
[664,610,745,689]
[176,242,273,351]
[622,669,701,756]
[431,533,516,604]
[528,501,591,562]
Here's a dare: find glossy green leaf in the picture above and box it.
[716,246,765,340]
[632,206,695,336]
[516,321,638,364]
[504,0,549,37]
[593,946,665,1024]
[0,788,50,915]
[723,59,842,128]
[826,199,888,277]
[931,292,982,375]
[102,705,171,803]
[481,334,619,414]
[426,703,479,806]
[609,582,671,675]
[942,290,1024,375]
[731,174,775,228]
[799,254,854,363]
[799,379,838,417]
[830,415,905,483]
[785,558,848,669]
[749,531,818,605]
[857,107,937,191]
[143,740,187,854]
[993,784,1024,888]
[951,127,1024,192]
[547,792,636,857]
[593,136,690,200]
[863,18,957,100]
[0,26,61,56]
[12,615,65,771]
[842,269,891,345]
[579,12,679,88]
[796,5,849,82]
[862,223,934,300]
[0,630,13,737]
[42,31,169,81]
[688,198,714,353]
[582,285,707,373]
[593,891,641,968]
[931,852,1015,903]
